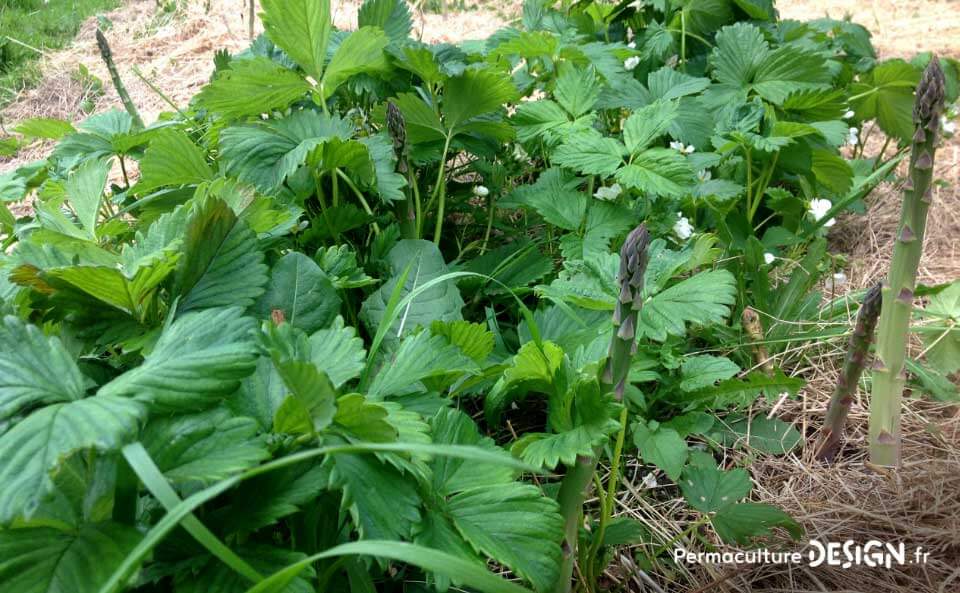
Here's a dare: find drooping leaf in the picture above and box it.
[358,0,412,42]
[176,197,268,314]
[321,27,389,99]
[368,331,478,398]
[196,58,311,119]
[328,452,421,540]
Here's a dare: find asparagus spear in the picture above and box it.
[869,58,945,467]
[742,307,774,375]
[95,29,144,130]
[386,101,418,239]
[554,225,649,593]
[816,283,882,462]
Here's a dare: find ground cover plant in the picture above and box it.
[0,0,959,592]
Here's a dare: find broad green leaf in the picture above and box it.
[65,157,111,240]
[368,330,478,398]
[315,245,377,289]
[13,117,76,140]
[633,421,688,480]
[684,370,804,411]
[361,240,464,341]
[255,252,341,334]
[230,357,288,431]
[176,197,268,313]
[141,409,268,485]
[752,45,831,104]
[0,522,141,593]
[0,395,145,524]
[442,68,519,132]
[209,462,329,534]
[429,409,516,493]
[329,452,421,540]
[358,0,412,42]
[552,130,626,176]
[134,129,214,193]
[716,415,801,454]
[196,58,311,119]
[0,316,87,420]
[486,341,564,423]
[554,63,600,118]
[638,269,737,341]
[647,67,711,101]
[430,320,494,363]
[850,59,920,142]
[220,111,353,193]
[623,100,677,153]
[272,360,337,434]
[615,148,693,197]
[321,27,389,99]
[679,464,751,513]
[446,484,563,593]
[711,502,803,544]
[509,168,586,231]
[99,307,258,411]
[260,0,331,79]
[308,317,367,388]
[711,23,769,87]
[679,355,740,392]
[661,411,715,437]
[919,281,960,374]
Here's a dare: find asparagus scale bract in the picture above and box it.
[869,58,946,467]
[554,225,650,593]
[817,283,882,461]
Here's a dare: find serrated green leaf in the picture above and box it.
[321,27,389,98]
[623,100,677,153]
[711,502,803,544]
[141,409,269,485]
[255,252,341,334]
[554,63,600,118]
[369,331,478,398]
[196,58,310,118]
[0,316,87,420]
[552,130,626,176]
[430,320,494,363]
[65,157,111,240]
[716,415,802,454]
[0,522,141,593]
[308,317,367,388]
[680,464,751,513]
[329,452,421,540]
[0,396,145,524]
[633,421,688,480]
[919,281,960,374]
[358,0,411,42]
[850,59,920,142]
[260,0,331,79]
[135,129,214,193]
[615,148,693,197]
[176,197,268,314]
[99,307,258,411]
[638,269,737,341]
[680,355,741,392]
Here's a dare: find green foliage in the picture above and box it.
[0,0,938,590]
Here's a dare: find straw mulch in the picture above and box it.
[1,0,958,591]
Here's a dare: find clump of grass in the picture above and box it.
[0,0,120,107]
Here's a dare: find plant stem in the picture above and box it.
[553,454,595,593]
[480,190,497,254]
[432,133,453,244]
[869,58,945,467]
[817,283,882,461]
[95,29,144,129]
[335,168,380,235]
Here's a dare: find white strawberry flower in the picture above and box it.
[808,198,836,227]
[472,185,490,197]
[624,56,641,71]
[764,252,776,265]
[846,126,859,146]
[941,115,957,136]
[842,110,855,119]
[670,141,695,154]
[673,213,693,240]
[305,75,318,88]
[696,169,711,182]
[593,183,622,201]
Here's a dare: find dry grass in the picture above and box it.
[1,1,959,591]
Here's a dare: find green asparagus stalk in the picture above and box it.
[553,225,650,593]
[816,283,882,462]
[386,101,418,239]
[602,225,651,399]
[742,307,773,376]
[869,58,945,467]
[95,29,144,130]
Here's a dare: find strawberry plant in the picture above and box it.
[0,0,958,591]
